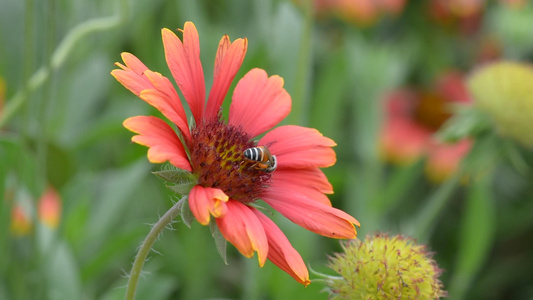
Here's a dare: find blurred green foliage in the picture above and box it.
[1,0,533,299]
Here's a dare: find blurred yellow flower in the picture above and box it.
[468,61,533,148]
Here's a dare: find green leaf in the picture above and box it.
[372,159,425,213]
[0,135,40,194]
[309,50,348,141]
[209,221,227,265]
[80,226,147,282]
[44,242,82,299]
[448,174,496,299]
[44,141,76,189]
[461,134,501,176]
[437,106,492,143]
[88,160,151,241]
[99,272,176,300]
[409,174,461,242]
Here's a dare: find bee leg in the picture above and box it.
[266,155,277,172]
[247,162,259,170]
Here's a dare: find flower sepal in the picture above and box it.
[152,168,196,183]
[176,194,229,263]
[176,197,195,227]
[209,221,228,264]
[176,194,229,264]
[168,181,196,196]
[152,168,197,195]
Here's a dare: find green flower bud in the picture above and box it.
[324,233,445,299]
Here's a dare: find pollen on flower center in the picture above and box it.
[188,117,272,203]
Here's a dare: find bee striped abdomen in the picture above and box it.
[244,147,263,161]
[243,146,277,172]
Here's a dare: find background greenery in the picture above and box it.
[1,0,533,299]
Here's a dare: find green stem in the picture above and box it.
[124,198,184,300]
[290,0,313,126]
[372,160,424,213]
[411,174,461,241]
[22,0,34,131]
[0,0,128,128]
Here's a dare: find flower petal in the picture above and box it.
[229,68,291,137]
[139,79,190,141]
[121,52,150,74]
[263,189,359,239]
[38,186,61,229]
[252,209,311,286]
[189,185,229,225]
[379,117,431,165]
[216,201,268,266]
[204,36,248,120]
[271,168,333,206]
[426,138,472,182]
[111,52,152,96]
[162,23,205,124]
[123,116,192,171]
[11,205,32,236]
[259,125,336,168]
[384,89,417,117]
[436,71,471,104]
[112,55,192,142]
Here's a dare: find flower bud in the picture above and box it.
[11,205,32,236]
[324,233,445,299]
[38,187,62,229]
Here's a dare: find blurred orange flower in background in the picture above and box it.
[8,186,62,236]
[10,204,32,236]
[428,0,484,34]
[38,186,62,229]
[295,0,407,26]
[380,72,473,182]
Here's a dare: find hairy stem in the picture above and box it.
[124,198,185,300]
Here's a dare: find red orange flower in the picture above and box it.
[429,0,484,35]
[38,186,62,229]
[112,22,359,285]
[10,204,32,236]
[380,72,473,182]
[297,0,407,26]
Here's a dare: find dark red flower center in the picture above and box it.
[413,91,451,131]
[188,118,272,203]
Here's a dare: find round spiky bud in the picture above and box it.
[324,233,445,300]
[468,61,533,147]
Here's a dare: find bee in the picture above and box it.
[243,146,277,172]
